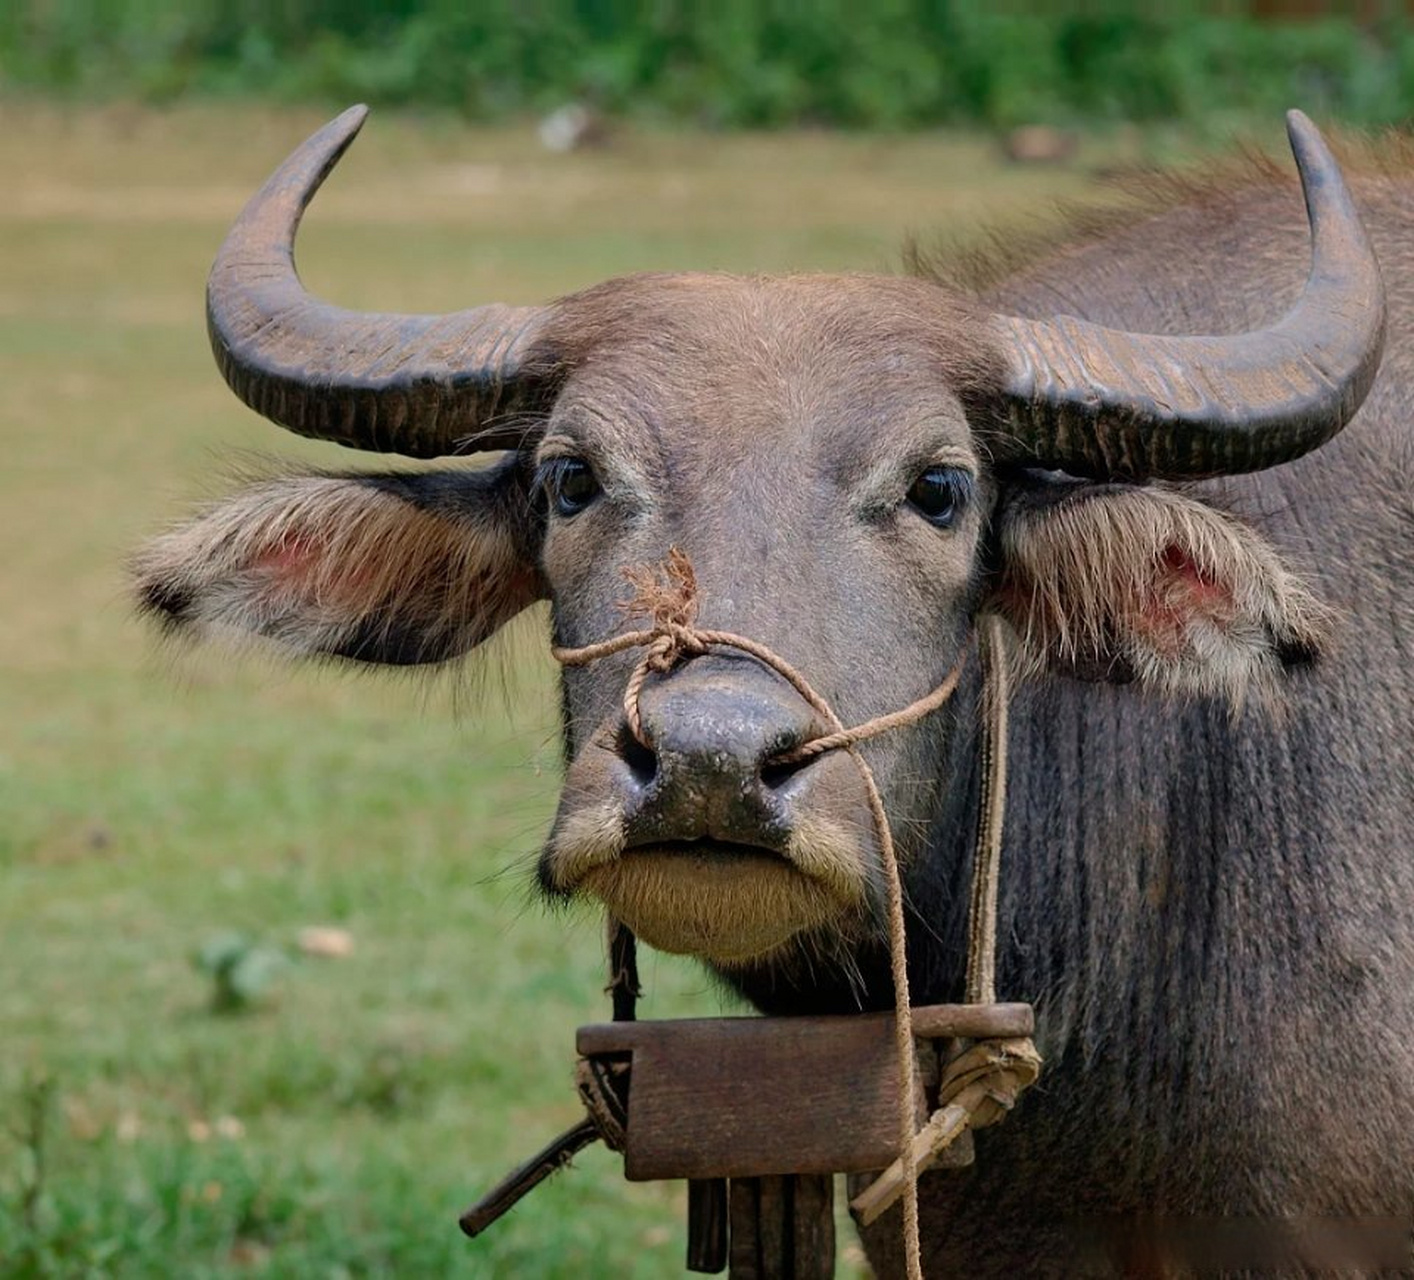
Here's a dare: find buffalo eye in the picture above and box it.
[906,466,972,529]
[539,457,600,518]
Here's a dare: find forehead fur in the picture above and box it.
[534,272,1007,447]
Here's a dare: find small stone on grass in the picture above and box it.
[298,925,355,958]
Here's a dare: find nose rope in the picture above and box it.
[553,550,977,1280]
[553,549,969,763]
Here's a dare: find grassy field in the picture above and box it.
[0,102,1135,1277]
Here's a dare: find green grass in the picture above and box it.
[0,101,1136,1276]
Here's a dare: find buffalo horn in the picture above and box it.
[995,110,1386,479]
[206,105,546,457]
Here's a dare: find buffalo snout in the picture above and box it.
[541,654,875,964]
[616,655,819,850]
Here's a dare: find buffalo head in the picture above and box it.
[136,107,1383,977]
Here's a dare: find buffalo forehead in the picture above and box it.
[545,272,996,467]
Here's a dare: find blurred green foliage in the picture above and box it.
[194,933,290,1014]
[4,2,1414,128]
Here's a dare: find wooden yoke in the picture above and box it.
[575,1002,1033,1182]
[460,1002,1034,1278]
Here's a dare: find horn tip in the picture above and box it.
[328,103,371,145]
[1284,108,1325,160]
[1282,107,1344,203]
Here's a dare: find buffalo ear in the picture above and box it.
[985,479,1331,704]
[134,458,545,666]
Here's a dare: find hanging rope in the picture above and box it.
[552,549,1036,1280]
[966,613,1010,1007]
[846,610,1041,1244]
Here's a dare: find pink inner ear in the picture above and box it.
[252,535,320,579]
[1136,545,1239,652]
[1159,545,1232,608]
[250,534,376,607]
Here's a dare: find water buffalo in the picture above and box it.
[137,106,1414,1275]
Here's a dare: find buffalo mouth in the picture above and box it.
[542,818,870,967]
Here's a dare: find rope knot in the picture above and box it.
[620,546,707,672]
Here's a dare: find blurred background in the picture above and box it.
[2,4,1409,1277]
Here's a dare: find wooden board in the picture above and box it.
[727,1176,835,1280]
[687,1178,728,1273]
[575,1003,1031,1181]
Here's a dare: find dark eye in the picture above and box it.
[540,457,600,518]
[906,466,972,529]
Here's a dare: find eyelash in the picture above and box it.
[905,466,974,529]
[536,456,601,518]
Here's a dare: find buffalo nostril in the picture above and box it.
[760,750,815,793]
[615,722,658,789]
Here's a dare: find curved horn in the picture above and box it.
[994,110,1385,480]
[207,106,547,457]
